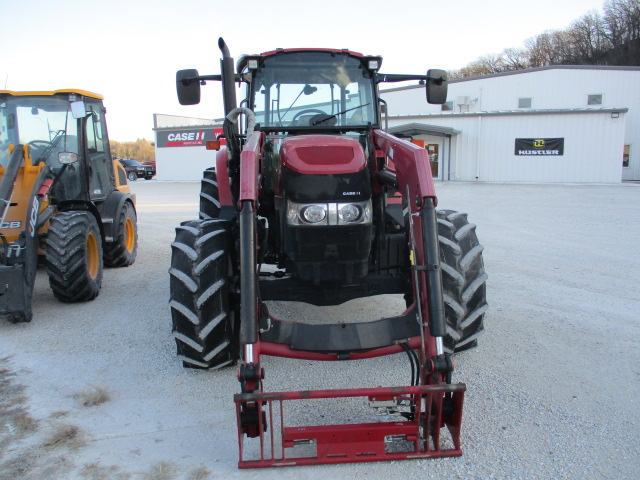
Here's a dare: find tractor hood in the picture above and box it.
[280,135,371,203]
[281,135,366,175]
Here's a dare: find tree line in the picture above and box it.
[450,0,640,78]
[110,138,155,164]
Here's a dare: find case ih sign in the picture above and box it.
[157,128,222,147]
[515,138,564,156]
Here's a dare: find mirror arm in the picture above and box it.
[179,74,245,86]
[377,73,446,84]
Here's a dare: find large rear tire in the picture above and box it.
[169,219,239,369]
[199,168,220,220]
[437,210,488,353]
[104,201,137,267]
[46,211,103,302]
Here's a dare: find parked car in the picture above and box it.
[118,158,155,181]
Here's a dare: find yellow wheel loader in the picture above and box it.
[0,90,137,323]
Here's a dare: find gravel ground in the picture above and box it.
[1,180,639,480]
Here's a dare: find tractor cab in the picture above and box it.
[241,50,380,131]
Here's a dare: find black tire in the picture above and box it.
[127,171,137,182]
[437,210,488,353]
[145,176,153,180]
[199,168,220,220]
[169,219,239,369]
[46,211,103,302]
[104,201,137,267]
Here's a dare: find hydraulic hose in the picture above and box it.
[225,107,257,144]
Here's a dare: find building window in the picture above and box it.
[588,94,603,105]
[441,101,453,111]
[518,97,532,109]
[623,145,630,168]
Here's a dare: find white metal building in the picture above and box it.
[381,66,640,183]
[154,65,640,183]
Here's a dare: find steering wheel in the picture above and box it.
[291,109,327,124]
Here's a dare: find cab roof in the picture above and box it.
[237,48,382,73]
[0,89,103,100]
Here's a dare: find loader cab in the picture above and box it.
[0,90,117,206]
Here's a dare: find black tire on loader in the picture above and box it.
[46,211,103,302]
[437,209,488,353]
[169,219,239,369]
[199,167,221,220]
[104,201,137,267]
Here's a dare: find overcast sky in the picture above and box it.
[1,0,605,141]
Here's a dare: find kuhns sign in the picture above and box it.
[515,138,564,156]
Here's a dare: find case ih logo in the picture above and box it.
[515,138,564,156]
[158,128,220,148]
[167,130,206,146]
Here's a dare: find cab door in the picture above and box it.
[84,100,115,201]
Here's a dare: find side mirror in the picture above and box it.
[426,69,448,105]
[70,100,86,119]
[176,69,201,105]
[58,152,78,164]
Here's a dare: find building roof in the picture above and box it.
[381,64,640,94]
[388,107,629,120]
[389,122,460,136]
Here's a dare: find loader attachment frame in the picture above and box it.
[235,384,464,468]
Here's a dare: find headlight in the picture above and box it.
[287,200,371,226]
[338,204,361,223]
[301,205,327,223]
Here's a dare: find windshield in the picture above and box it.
[250,51,377,129]
[0,95,79,167]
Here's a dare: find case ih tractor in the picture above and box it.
[0,90,137,323]
[170,38,487,468]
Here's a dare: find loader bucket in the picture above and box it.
[234,383,465,468]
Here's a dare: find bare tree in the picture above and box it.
[568,11,609,64]
[455,0,640,77]
[502,47,529,70]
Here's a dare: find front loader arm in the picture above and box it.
[372,129,446,348]
[372,129,437,207]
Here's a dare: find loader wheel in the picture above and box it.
[169,219,239,369]
[104,201,137,267]
[46,211,103,302]
[199,167,220,220]
[437,210,488,353]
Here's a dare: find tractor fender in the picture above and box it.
[95,190,136,243]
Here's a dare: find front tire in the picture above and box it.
[127,172,137,182]
[199,168,220,220]
[104,201,137,267]
[437,210,488,352]
[169,219,239,368]
[46,211,103,302]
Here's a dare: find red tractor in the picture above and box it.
[170,38,487,468]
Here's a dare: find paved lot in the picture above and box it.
[1,180,639,479]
